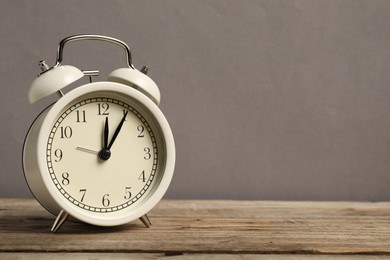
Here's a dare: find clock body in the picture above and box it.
[23,81,175,226]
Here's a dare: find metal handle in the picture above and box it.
[55,34,135,69]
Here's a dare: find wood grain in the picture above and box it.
[1,253,390,260]
[1,199,390,256]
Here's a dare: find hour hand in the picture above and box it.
[103,117,109,149]
[99,117,111,160]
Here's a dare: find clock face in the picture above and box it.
[46,91,162,214]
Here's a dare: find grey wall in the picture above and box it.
[1,0,390,201]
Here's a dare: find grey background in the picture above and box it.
[1,0,390,201]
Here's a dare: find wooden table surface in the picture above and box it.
[1,198,390,259]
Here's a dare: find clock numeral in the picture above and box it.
[54,149,63,162]
[124,187,132,200]
[76,110,86,123]
[61,172,70,186]
[102,194,110,207]
[97,103,110,115]
[79,189,87,202]
[59,126,72,139]
[144,147,151,160]
[138,170,146,182]
[137,125,145,138]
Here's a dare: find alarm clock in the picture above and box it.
[22,34,175,232]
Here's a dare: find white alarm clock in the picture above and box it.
[22,35,175,232]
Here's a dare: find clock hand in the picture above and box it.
[107,110,128,150]
[99,111,128,160]
[103,117,109,149]
[76,146,99,155]
[99,116,111,160]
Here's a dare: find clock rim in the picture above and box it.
[36,81,175,226]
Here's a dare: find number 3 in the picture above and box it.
[144,147,151,160]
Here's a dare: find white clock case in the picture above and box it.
[23,82,175,226]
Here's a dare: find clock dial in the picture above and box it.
[46,92,160,213]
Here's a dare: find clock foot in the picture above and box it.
[139,214,151,228]
[51,209,69,232]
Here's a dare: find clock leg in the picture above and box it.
[139,214,151,228]
[51,209,69,232]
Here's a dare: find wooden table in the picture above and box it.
[1,198,390,259]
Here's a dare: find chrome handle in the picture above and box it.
[55,34,135,69]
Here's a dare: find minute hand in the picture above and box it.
[107,111,128,150]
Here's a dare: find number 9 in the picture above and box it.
[54,149,63,162]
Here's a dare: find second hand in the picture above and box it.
[76,147,99,155]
